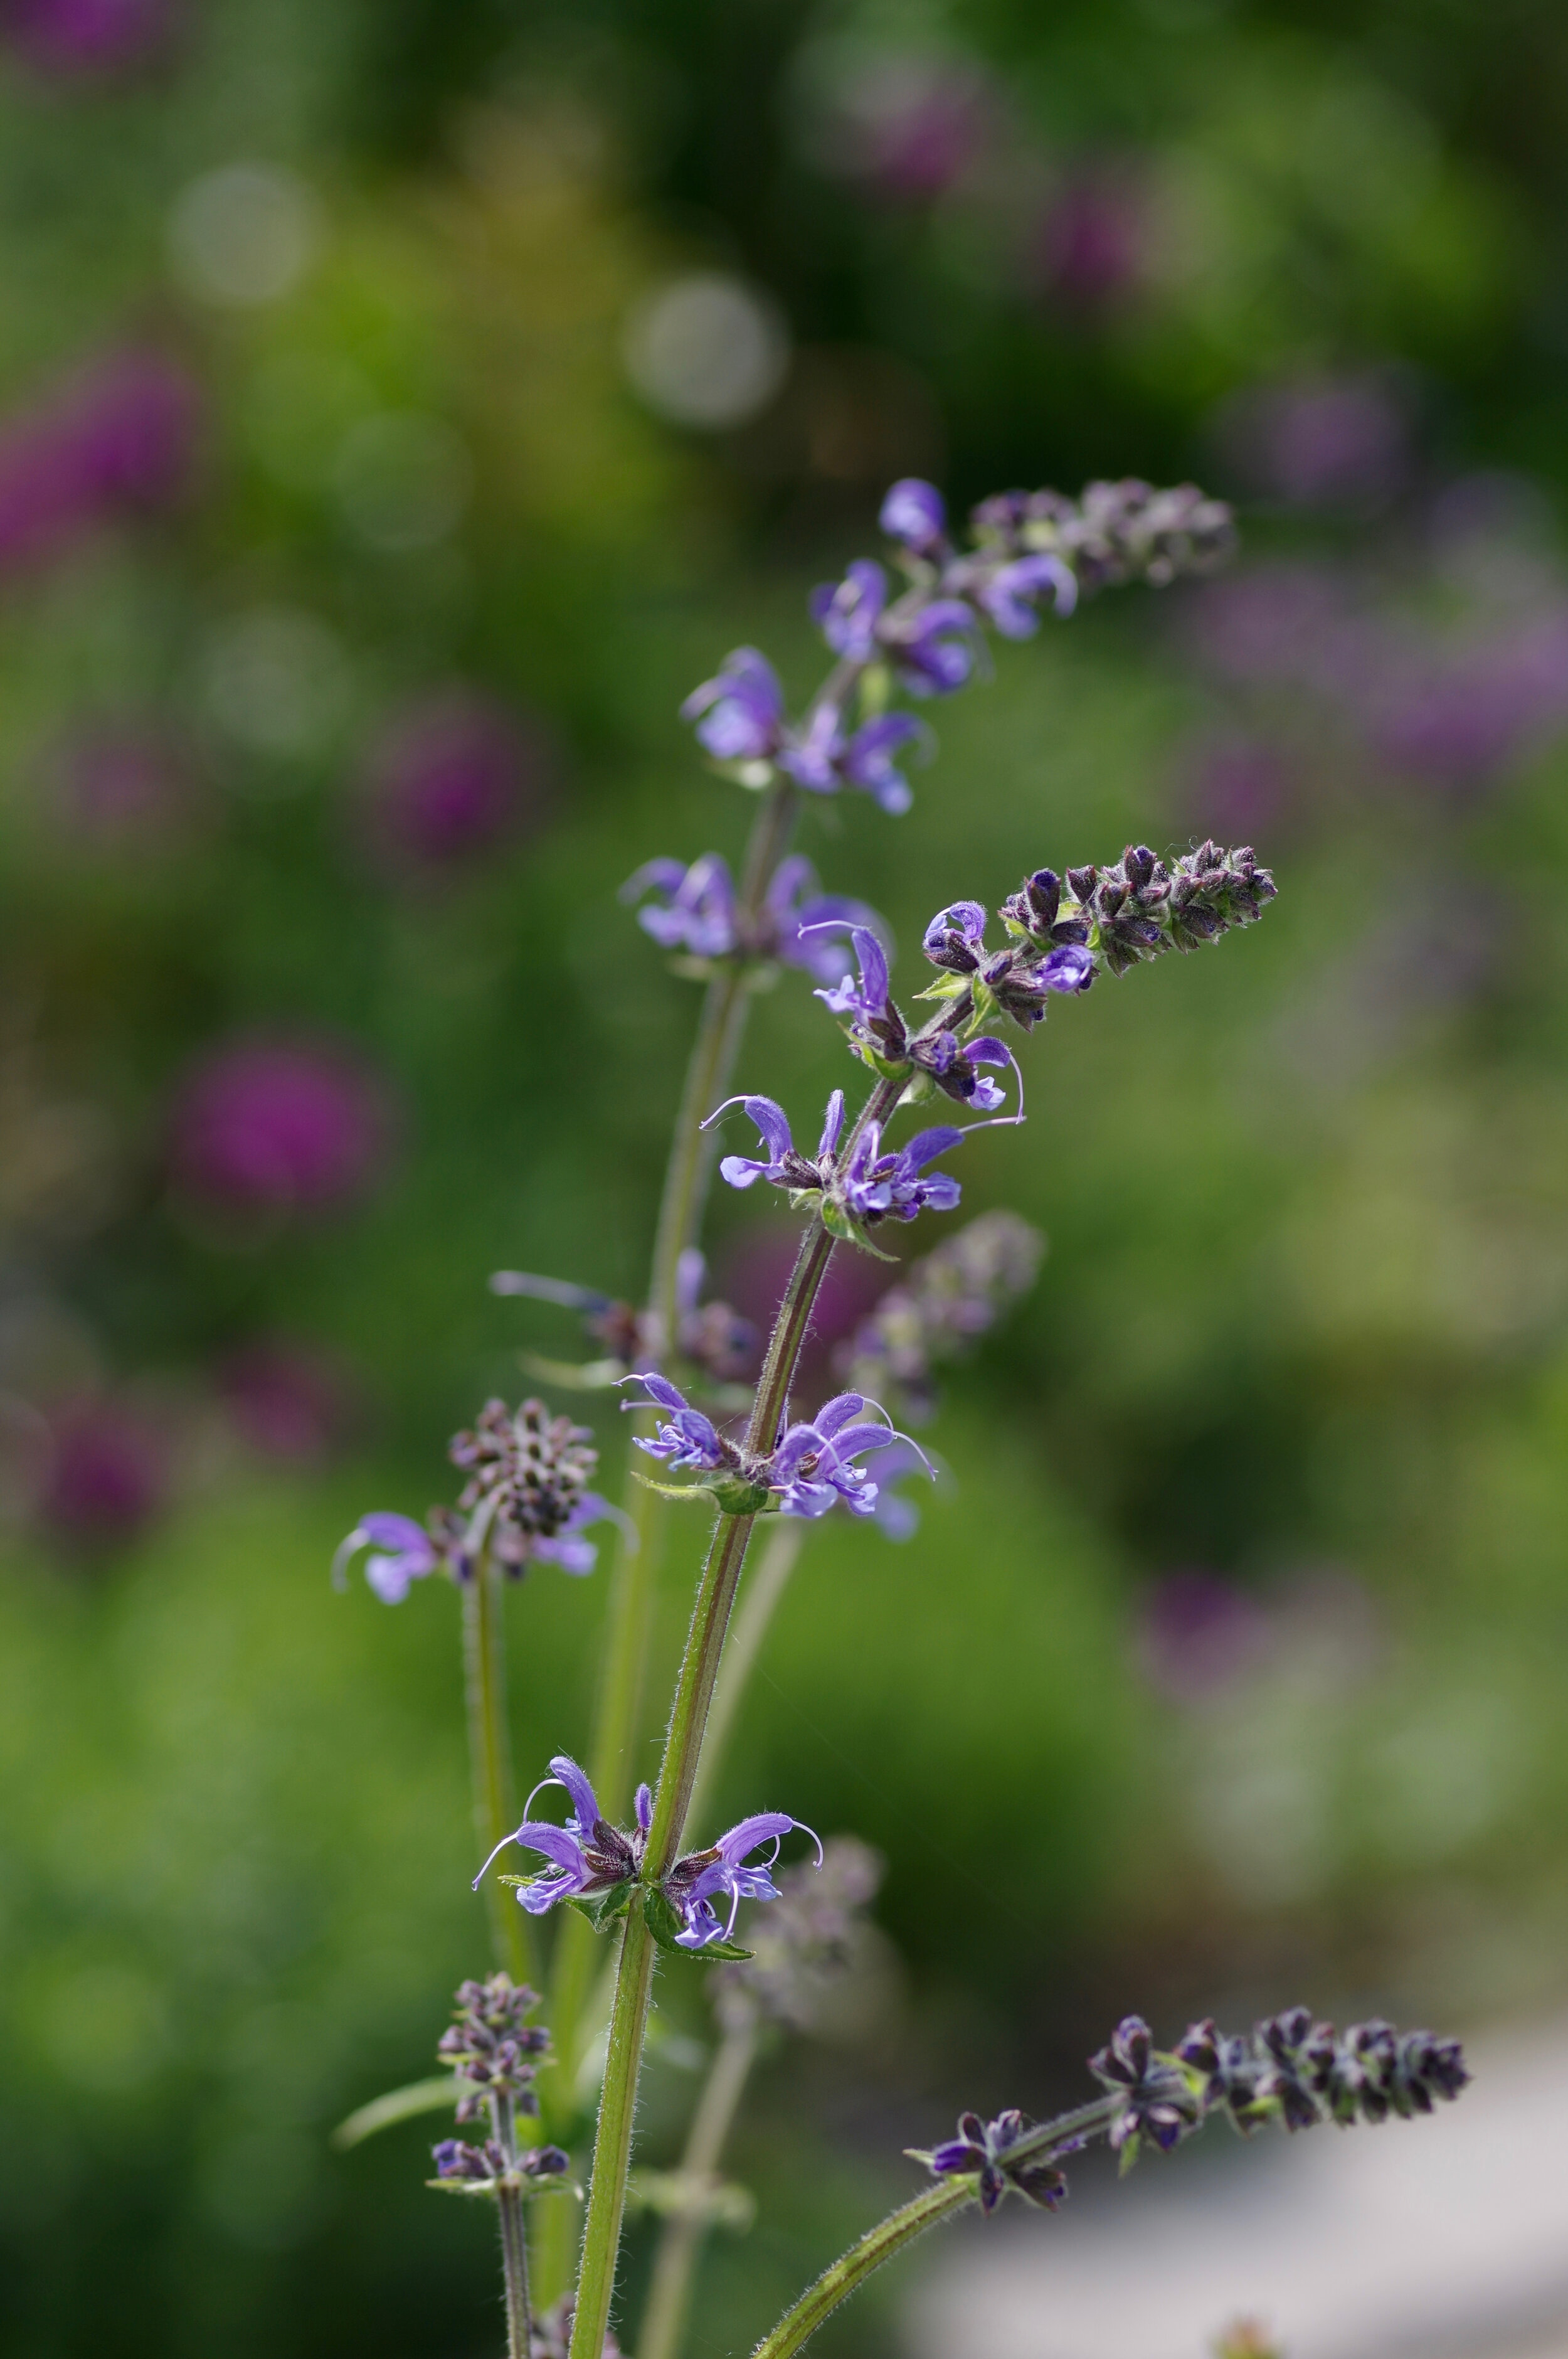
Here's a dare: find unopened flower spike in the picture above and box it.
[618,1371,935,1522]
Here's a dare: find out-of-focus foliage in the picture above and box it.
[4,3,1568,2356]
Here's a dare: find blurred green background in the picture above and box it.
[3,1,1568,2352]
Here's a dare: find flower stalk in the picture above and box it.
[464,1547,534,1988]
[493,2089,534,2359]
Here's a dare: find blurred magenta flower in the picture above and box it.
[50,722,202,844]
[360,690,547,871]
[1031,173,1147,310]
[218,1339,355,1462]
[3,0,173,72]
[809,53,996,201]
[1135,1569,1271,1700]
[0,347,200,575]
[1222,375,1409,509]
[170,1039,391,1215]
[41,1395,166,1544]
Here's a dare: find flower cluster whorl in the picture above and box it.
[449,1398,598,1558]
[436,1973,551,2124]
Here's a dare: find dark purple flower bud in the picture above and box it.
[169,1038,391,1216]
[926,2107,1067,2215]
[880,477,946,551]
[523,2144,571,2178]
[922,900,988,971]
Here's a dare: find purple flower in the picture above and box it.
[663,1813,822,1949]
[973,554,1077,637]
[815,923,891,1027]
[703,1090,845,1190]
[681,647,785,764]
[913,1031,1017,1114]
[779,708,926,813]
[623,853,739,959]
[335,1510,456,1604]
[928,2109,1068,2215]
[473,1755,647,1917]
[880,477,946,551]
[622,852,886,985]
[881,597,978,695]
[624,1371,730,1474]
[169,1038,390,1215]
[839,1120,964,1224]
[361,690,544,870]
[768,1391,933,1520]
[922,900,990,970]
[619,1371,933,1523]
[808,559,887,663]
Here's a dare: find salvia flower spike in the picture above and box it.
[618,1370,935,1521]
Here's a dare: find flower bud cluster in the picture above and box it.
[836,1211,1044,1422]
[432,2136,569,2182]
[711,1834,883,2034]
[998,840,1277,980]
[968,479,1236,593]
[436,1972,550,2124]
[1170,2008,1471,2136]
[923,2005,1468,2214]
[449,1398,600,1568]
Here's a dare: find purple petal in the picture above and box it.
[358,1510,432,1555]
[620,857,688,903]
[549,1755,601,1832]
[635,1782,653,1831]
[880,477,946,547]
[813,1391,868,1439]
[902,1126,965,1171]
[764,854,818,919]
[930,2139,986,2176]
[924,900,987,949]
[850,925,889,1013]
[742,1095,793,1164]
[1040,944,1095,993]
[512,1821,590,1875]
[714,1811,800,1866]
[963,1036,1010,1066]
[532,1533,598,1574]
[817,1089,845,1159]
[719,1154,771,1189]
[365,1552,420,1603]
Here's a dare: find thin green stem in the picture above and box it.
[493,2091,533,2359]
[751,2180,975,2359]
[464,1556,534,1988]
[568,1902,657,2359]
[568,1080,905,2359]
[638,2018,760,2359]
[686,1518,805,1838]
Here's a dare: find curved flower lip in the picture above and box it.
[701,1090,844,1188]
[618,1371,731,1474]
[976,553,1078,636]
[809,558,887,663]
[333,1510,445,1601]
[623,851,738,959]
[489,1269,615,1313]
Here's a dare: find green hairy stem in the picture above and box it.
[637,2019,759,2359]
[685,1516,805,1837]
[493,2091,534,2359]
[567,1074,906,2359]
[750,2179,977,2359]
[463,1553,534,1988]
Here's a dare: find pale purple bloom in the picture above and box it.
[808,559,887,663]
[704,1090,845,1190]
[973,554,1077,637]
[880,477,946,551]
[914,1031,1015,1114]
[336,1511,450,1604]
[681,647,785,762]
[922,900,989,967]
[838,1120,964,1223]
[625,1371,729,1474]
[169,1039,389,1213]
[664,1813,823,1949]
[473,1755,642,1916]
[815,924,891,1026]
[622,852,885,985]
[864,1437,936,1539]
[778,708,924,812]
[881,597,978,695]
[619,1371,933,1524]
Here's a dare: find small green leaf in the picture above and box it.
[1116,2131,1142,2177]
[563,1885,632,1932]
[708,1474,772,1515]
[913,974,970,1003]
[630,1472,716,1505]
[333,2077,461,2149]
